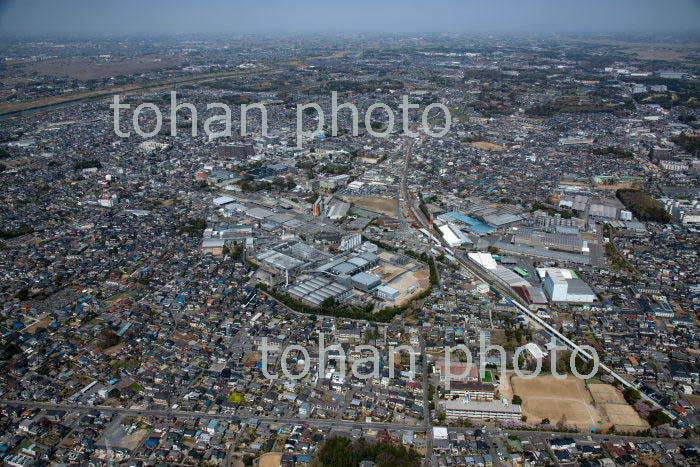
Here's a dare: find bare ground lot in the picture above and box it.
[340,195,397,217]
[243,351,262,365]
[469,141,504,151]
[373,262,406,283]
[686,395,700,409]
[511,375,604,429]
[413,269,429,280]
[99,415,150,450]
[258,453,283,467]
[499,370,514,402]
[23,317,52,334]
[388,267,430,307]
[587,383,626,404]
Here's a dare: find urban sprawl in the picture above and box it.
[0,33,699,467]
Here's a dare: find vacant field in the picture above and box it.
[104,289,135,305]
[23,317,52,334]
[499,370,514,402]
[259,453,283,467]
[603,403,649,431]
[512,375,604,429]
[373,262,405,282]
[589,384,649,431]
[378,251,397,262]
[103,343,125,357]
[99,415,149,450]
[470,141,504,151]
[575,39,700,63]
[388,267,430,307]
[489,329,508,346]
[340,195,397,217]
[413,269,429,280]
[23,55,182,80]
[686,395,700,409]
[243,351,261,365]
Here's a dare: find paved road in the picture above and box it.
[225,419,247,467]
[334,386,360,422]
[419,334,432,467]
[0,399,426,431]
[399,134,436,467]
[1,399,679,447]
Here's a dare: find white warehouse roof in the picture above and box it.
[468,252,498,270]
[439,224,471,247]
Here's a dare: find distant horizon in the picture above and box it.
[1,30,700,41]
[1,0,699,37]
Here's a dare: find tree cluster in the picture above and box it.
[616,189,671,223]
[312,436,421,467]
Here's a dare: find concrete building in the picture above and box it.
[327,200,350,219]
[287,276,354,307]
[513,228,584,253]
[442,399,522,421]
[201,238,227,256]
[340,233,362,251]
[446,381,496,401]
[320,175,350,192]
[257,249,306,273]
[542,269,596,303]
[376,285,400,301]
[351,272,381,291]
[667,200,700,226]
[217,143,254,159]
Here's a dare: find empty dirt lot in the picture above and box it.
[685,395,700,409]
[469,141,504,151]
[340,195,397,217]
[258,453,283,467]
[388,266,430,307]
[373,262,407,282]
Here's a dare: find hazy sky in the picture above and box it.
[1,0,699,36]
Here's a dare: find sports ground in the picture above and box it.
[510,375,649,431]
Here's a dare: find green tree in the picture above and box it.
[623,387,641,405]
[15,288,29,301]
[97,329,120,350]
[647,409,672,427]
